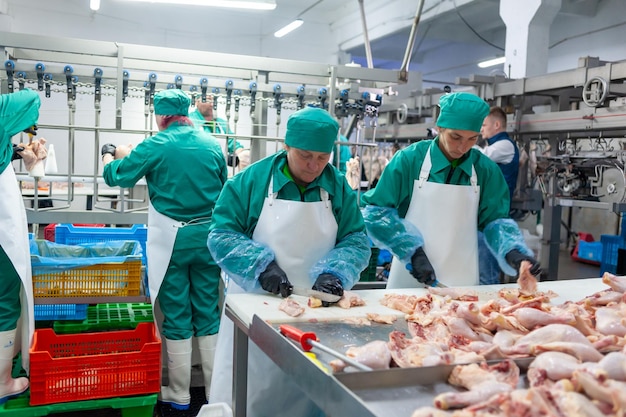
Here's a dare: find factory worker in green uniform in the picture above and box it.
[207,106,370,417]
[0,89,43,404]
[361,92,540,288]
[189,97,246,168]
[102,89,227,410]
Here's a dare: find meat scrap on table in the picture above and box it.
[306,290,366,309]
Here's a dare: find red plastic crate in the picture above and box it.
[43,224,106,242]
[29,322,161,405]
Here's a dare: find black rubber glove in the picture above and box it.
[227,153,239,167]
[312,273,344,307]
[11,144,24,161]
[505,249,542,276]
[408,247,437,286]
[101,143,117,158]
[22,125,37,136]
[258,260,292,298]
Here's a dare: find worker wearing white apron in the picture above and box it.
[102,89,228,410]
[207,107,370,417]
[361,92,541,288]
[0,89,42,404]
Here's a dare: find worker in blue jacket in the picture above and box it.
[102,89,227,409]
[0,89,43,404]
[361,92,540,288]
[207,106,370,417]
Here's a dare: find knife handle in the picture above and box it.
[279,324,317,352]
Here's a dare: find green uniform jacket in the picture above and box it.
[189,109,242,154]
[0,89,40,174]
[208,150,370,290]
[361,138,524,268]
[103,123,227,223]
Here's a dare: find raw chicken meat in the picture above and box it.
[573,368,626,411]
[337,290,366,309]
[527,351,581,385]
[427,287,478,301]
[595,305,626,337]
[513,307,575,330]
[434,360,519,410]
[380,293,419,314]
[278,298,305,317]
[517,260,538,296]
[602,272,626,293]
[329,340,391,373]
[366,313,397,324]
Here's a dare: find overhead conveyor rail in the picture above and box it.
[0,31,408,226]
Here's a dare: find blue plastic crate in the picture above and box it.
[54,224,147,264]
[34,304,88,321]
[577,241,603,263]
[600,234,626,275]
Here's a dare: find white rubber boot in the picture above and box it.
[0,329,29,405]
[197,334,218,401]
[159,338,192,410]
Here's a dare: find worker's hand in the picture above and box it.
[506,249,541,276]
[227,153,239,167]
[101,143,117,158]
[259,260,293,298]
[407,247,437,286]
[16,139,47,171]
[11,144,24,161]
[312,273,344,307]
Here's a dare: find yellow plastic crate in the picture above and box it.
[33,259,142,298]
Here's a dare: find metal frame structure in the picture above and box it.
[1,31,408,225]
[367,56,626,280]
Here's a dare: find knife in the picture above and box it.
[291,286,342,303]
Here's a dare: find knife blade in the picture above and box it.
[291,286,342,303]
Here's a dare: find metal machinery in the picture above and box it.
[0,31,400,227]
[368,56,626,280]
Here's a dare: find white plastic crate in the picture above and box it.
[197,403,233,417]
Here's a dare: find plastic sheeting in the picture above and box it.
[362,205,424,264]
[483,218,535,276]
[30,239,143,274]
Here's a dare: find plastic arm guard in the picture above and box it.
[362,205,424,264]
[309,231,370,290]
[207,229,275,292]
[483,218,535,276]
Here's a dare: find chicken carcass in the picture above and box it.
[434,360,520,410]
[527,351,581,386]
[602,272,626,293]
[513,307,575,330]
[329,340,391,373]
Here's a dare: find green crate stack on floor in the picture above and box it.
[360,247,380,282]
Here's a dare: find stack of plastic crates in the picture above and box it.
[360,247,381,282]
[600,233,626,275]
[9,239,162,415]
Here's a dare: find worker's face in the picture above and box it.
[480,115,499,141]
[286,146,331,187]
[195,99,214,120]
[437,128,479,161]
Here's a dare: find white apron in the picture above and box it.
[210,178,338,417]
[0,165,34,371]
[147,202,179,308]
[387,145,480,288]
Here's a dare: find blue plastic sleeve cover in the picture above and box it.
[483,218,535,276]
[362,205,424,264]
[207,229,274,292]
[309,231,371,290]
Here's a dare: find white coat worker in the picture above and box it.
[0,88,47,403]
[102,89,228,410]
[207,106,371,417]
[361,92,540,289]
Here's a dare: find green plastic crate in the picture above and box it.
[359,247,380,282]
[53,303,153,334]
[0,393,157,417]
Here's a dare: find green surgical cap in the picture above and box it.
[154,89,191,116]
[284,107,339,153]
[436,92,489,132]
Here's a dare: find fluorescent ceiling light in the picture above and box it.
[90,0,100,11]
[478,57,505,68]
[121,0,276,10]
[274,19,303,38]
